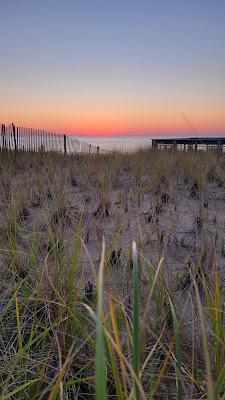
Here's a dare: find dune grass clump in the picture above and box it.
[0,148,224,399]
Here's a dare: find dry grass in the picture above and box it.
[0,148,224,399]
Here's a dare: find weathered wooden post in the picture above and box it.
[89,144,91,155]
[64,134,67,155]
[217,140,222,153]
[8,125,12,150]
[1,124,3,150]
[97,146,99,155]
[194,140,197,151]
[12,123,18,152]
[2,124,6,149]
[0,124,2,150]
[152,139,157,149]
[16,126,19,151]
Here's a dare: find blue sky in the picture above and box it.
[0,1,224,134]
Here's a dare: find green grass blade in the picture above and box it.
[193,278,215,400]
[132,241,140,400]
[69,216,83,334]
[168,297,184,400]
[2,378,40,400]
[213,362,225,399]
[96,237,107,400]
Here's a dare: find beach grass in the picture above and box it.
[0,147,224,399]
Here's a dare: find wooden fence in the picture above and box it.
[0,123,97,154]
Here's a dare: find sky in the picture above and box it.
[0,0,225,136]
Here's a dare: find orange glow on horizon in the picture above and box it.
[1,96,224,136]
[1,118,224,136]
[1,120,224,136]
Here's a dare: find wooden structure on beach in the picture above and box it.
[0,123,95,154]
[152,137,225,151]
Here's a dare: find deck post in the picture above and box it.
[217,140,222,153]
[152,140,156,149]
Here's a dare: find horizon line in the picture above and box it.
[1,122,225,137]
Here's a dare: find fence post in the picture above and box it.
[16,127,19,151]
[0,124,3,150]
[0,124,2,150]
[2,124,6,149]
[97,146,99,155]
[12,123,18,152]
[64,134,67,155]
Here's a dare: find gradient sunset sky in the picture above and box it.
[0,1,225,136]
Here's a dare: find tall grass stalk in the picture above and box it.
[14,289,23,352]
[95,237,107,400]
[109,295,128,399]
[69,216,83,335]
[169,297,184,400]
[193,277,215,400]
[132,241,140,400]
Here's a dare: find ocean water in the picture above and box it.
[76,135,152,151]
[2,130,220,153]
[76,135,224,152]
[0,130,151,153]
